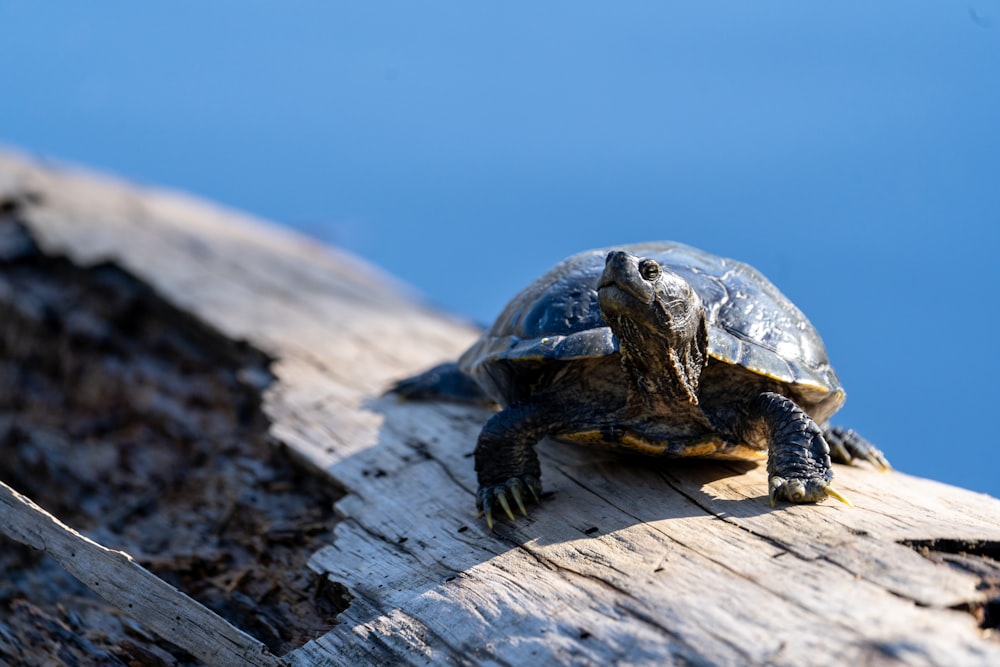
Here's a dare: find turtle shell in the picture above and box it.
[460,241,845,420]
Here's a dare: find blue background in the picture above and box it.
[2,2,998,497]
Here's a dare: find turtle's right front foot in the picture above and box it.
[477,476,542,530]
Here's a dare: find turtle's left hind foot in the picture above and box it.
[389,362,493,404]
[824,426,891,471]
[751,392,852,507]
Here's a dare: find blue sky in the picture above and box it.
[2,2,998,497]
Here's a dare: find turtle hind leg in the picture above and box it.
[747,392,850,506]
[389,361,494,405]
[824,426,891,470]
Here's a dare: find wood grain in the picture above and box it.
[2,150,998,665]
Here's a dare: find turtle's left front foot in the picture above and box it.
[768,474,852,507]
[754,392,852,507]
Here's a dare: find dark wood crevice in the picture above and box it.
[901,539,1000,631]
[0,212,349,665]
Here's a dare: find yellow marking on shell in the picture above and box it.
[561,430,613,446]
[560,430,766,460]
[709,444,767,461]
[681,439,730,458]
[620,431,676,456]
[560,429,674,455]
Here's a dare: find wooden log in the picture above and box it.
[0,480,282,667]
[1,149,998,665]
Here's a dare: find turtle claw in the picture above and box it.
[854,446,892,472]
[510,484,528,517]
[768,476,784,507]
[497,491,516,522]
[476,476,542,529]
[769,475,852,507]
[824,426,891,471]
[479,506,493,531]
[823,484,853,507]
[525,481,541,503]
[864,449,892,472]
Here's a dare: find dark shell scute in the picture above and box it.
[461,242,842,406]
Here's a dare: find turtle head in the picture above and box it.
[598,250,708,405]
[597,251,705,340]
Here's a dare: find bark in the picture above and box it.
[1,150,998,666]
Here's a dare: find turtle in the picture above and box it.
[393,242,889,528]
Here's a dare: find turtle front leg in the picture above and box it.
[748,392,851,507]
[474,402,550,529]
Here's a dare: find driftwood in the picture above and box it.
[1,149,999,666]
[0,479,281,666]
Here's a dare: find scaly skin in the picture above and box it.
[391,361,491,404]
[474,403,548,529]
[749,392,850,507]
[824,425,891,471]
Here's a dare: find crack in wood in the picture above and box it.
[901,539,1000,631]
[397,435,477,498]
[0,216,350,662]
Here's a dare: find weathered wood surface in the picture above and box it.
[2,149,999,666]
[0,479,282,666]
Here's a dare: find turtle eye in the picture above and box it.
[639,259,661,281]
